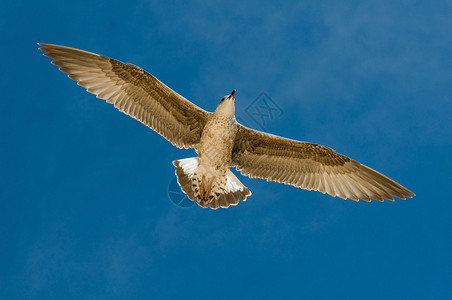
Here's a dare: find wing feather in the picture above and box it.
[39,43,210,149]
[232,125,414,202]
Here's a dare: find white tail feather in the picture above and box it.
[173,157,251,209]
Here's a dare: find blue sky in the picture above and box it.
[1,0,451,299]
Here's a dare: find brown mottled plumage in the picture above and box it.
[39,43,209,149]
[39,43,414,209]
[232,127,413,201]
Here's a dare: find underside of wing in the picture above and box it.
[39,43,211,149]
[232,125,414,202]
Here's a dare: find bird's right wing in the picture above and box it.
[39,43,211,149]
[232,125,414,201]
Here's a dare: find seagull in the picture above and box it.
[39,43,414,209]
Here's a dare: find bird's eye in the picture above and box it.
[220,98,225,102]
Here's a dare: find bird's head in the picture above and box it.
[214,90,236,118]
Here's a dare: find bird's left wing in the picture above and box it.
[39,43,210,149]
[232,125,414,201]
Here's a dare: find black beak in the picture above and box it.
[229,90,236,98]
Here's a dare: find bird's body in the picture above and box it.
[175,92,251,208]
[198,110,237,170]
[39,43,414,209]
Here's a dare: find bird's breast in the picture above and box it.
[198,116,237,168]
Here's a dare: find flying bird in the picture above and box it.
[39,43,414,209]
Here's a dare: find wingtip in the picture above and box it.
[38,43,60,52]
[38,43,49,53]
[398,189,415,200]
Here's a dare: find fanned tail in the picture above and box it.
[173,157,251,209]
